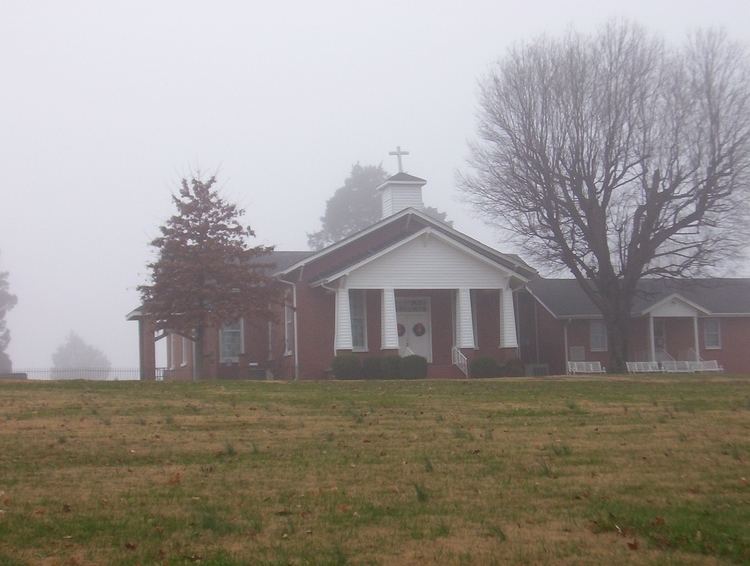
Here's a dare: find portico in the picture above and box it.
[319,227,524,375]
[642,294,709,362]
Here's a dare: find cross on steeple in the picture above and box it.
[388,145,410,173]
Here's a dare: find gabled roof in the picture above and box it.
[376,172,427,188]
[126,307,144,321]
[526,278,750,318]
[311,227,523,286]
[276,206,536,280]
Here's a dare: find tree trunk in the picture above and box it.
[605,310,630,374]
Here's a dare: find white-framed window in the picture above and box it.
[704,318,721,349]
[284,304,294,356]
[349,289,368,351]
[220,319,243,363]
[181,336,190,367]
[590,320,608,352]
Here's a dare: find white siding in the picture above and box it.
[650,298,698,317]
[381,190,393,219]
[381,186,424,217]
[345,232,511,289]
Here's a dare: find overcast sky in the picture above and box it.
[2,0,749,369]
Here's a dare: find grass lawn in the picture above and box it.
[0,376,749,565]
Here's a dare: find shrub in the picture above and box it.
[380,355,402,379]
[501,357,526,377]
[331,354,362,379]
[362,357,382,379]
[470,356,500,378]
[401,355,428,379]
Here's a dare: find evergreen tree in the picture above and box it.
[308,163,450,250]
[0,256,17,373]
[51,332,111,379]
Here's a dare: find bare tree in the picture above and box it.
[462,23,750,371]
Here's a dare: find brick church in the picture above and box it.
[128,155,750,379]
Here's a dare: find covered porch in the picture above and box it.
[632,294,716,363]
[314,228,526,378]
[330,287,519,377]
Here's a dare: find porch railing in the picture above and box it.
[451,346,468,377]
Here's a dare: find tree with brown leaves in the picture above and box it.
[462,23,750,371]
[139,175,276,379]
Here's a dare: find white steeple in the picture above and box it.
[377,172,427,218]
[378,146,427,218]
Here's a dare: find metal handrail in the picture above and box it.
[451,346,468,377]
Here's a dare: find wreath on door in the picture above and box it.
[397,323,406,337]
[412,322,426,337]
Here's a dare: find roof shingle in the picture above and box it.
[527,278,750,317]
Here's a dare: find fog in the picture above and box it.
[2,0,749,368]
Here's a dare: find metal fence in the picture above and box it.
[13,368,144,381]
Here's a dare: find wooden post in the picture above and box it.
[381,288,399,350]
[693,316,700,361]
[648,315,656,362]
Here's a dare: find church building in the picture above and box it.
[127,154,750,379]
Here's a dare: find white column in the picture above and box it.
[334,285,353,351]
[381,288,399,350]
[648,314,656,362]
[456,288,475,349]
[500,286,519,348]
[693,316,700,361]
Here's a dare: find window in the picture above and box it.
[704,318,721,349]
[349,290,367,351]
[181,336,190,367]
[220,319,243,363]
[284,304,294,355]
[590,320,607,351]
